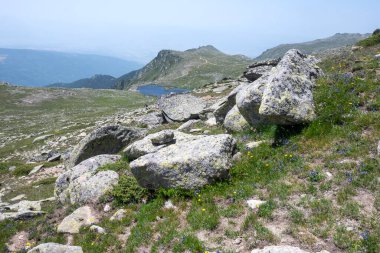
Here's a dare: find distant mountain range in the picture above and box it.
[47,75,116,89]
[0,48,142,87]
[113,45,253,90]
[254,33,369,61]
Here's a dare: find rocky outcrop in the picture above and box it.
[128,130,236,189]
[57,206,98,234]
[243,59,279,82]
[135,112,164,128]
[251,245,329,253]
[27,243,83,253]
[237,49,323,126]
[55,155,120,205]
[0,198,54,221]
[65,125,145,169]
[158,94,206,122]
[223,105,249,132]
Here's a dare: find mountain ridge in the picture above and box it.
[113,45,253,90]
[254,33,370,61]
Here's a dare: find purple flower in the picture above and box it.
[360,230,369,240]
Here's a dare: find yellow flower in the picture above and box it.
[198,199,201,202]
[202,208,206,212]
[265,164,269,167]
[205,251,210,253]
[284,154,288,157]
[348,102,352,105]
[26,242,31,247]
[289,154,293,158]
[233,191,237,194]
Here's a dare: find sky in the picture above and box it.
[0,0,379,63]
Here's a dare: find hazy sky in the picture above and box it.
[1,0,379,63]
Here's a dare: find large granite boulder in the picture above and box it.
[66,125,145,169]
[129,131,236,189]
[158,94,206,122]
[223,105,250,132]
[28,243,83,253]
[55,155,120,205]
[237,49,323,126]
[243,59,279,82]
[124,130,201,160]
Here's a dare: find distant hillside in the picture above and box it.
[48,75,116,89]
[0,48,142,87]
[114,45,253,90]
[255,33,369,61]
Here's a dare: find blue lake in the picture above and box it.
[137,85,189,97]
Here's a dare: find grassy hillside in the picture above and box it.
[0,48,142,87]
[48,74,116,89]
[114,45,253,90]
[0,85,154,160]
[255,33,369,61]
[0,37,379,253]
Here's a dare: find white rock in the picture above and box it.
[27,243,83,253]
[245,141,265,150]
[90,225,106,234]
[205,117,217,126]
[57,206,98,234]
[103,204,111,212]
[251,245,330,253]
[10,194,26,202]
[189,128,203,133]
[164,200,176,209]
[247,199,266,210]
[110,209,126,221]
[29,165,44,175]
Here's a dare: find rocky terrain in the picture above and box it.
[0,33,379,253]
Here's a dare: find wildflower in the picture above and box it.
[265,164,269,167]
[26,242,32,247]
[348,102,352,105]
[233,191,237,194]
[198,198,201,202]
[284,154,288,157]
[202,208,206,212]
[360,230,369,240]
[289,154,293,158]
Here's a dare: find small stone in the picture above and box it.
[110,209,126,221]
[47,154,61,162]
[150,130,174,145]
[189,128,202,133]
[103,204,111,212]
[90,225,106,234]
[79,132,87,137]
[29,165,44,175]
[325,171,333,180]
[247,199,266,210]
[164,200,176,209]
[245,141,264,150]
[32,134,54,143]
[374,54,380,60]
[232,152,242,163]
[234,237,242,245]
[205,117,217,126]
[8,166,16,172]
[203,130,211,134]
[10,194,26,202]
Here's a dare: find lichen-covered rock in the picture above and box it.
[237,49,323,126]
[177,119,200,132]
[150,130,175,145]
[223,105,249,132]
[55,155,120,205]
[66,125,145,169]
[243,59,279,82]
[251,245,329,253]
[124,130,201,160]
[135,112,164,128]
[28,243,83,253]
[130,134,236,189]
[57,206,98,234]
[259,49,323,124]
[158,94,206,122]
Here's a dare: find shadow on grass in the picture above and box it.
[272,124,307,147]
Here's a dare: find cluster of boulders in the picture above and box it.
[198,49,323,130]
[7,49,327,252]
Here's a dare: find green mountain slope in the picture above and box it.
[47,74,116,89]
[114,45,253,90]
[0,48,142,87]
[255,33,369,61]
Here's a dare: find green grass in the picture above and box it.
[357,33,380,47]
